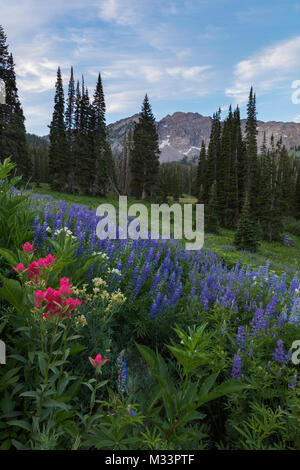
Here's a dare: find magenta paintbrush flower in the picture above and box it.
[88,353,109,369]
[22,242,35,252]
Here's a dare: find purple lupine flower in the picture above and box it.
[117,355,127,394]
[231,352,242,380]
[272,339,286,366]
[236,326,246,352]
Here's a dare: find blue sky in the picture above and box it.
[1,0,300,135]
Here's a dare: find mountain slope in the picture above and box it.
[107,112,300,162]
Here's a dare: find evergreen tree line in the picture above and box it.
[48,67,117,196]
[27,136,49,186]
[0,25,30,178]
[156,162,196,202]
[115,94,161,200]
[195,87,300,247]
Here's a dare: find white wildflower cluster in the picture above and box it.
[92,277,107,288]
[46,226,52,233]
[72,283,89,296]
[92,251,109,260]
[109,267,121,276]
[89,277,126,312]
[74,314,87,328]
[54,226,77,240]
[105,289,126,312]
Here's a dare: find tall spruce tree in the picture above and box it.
[196,139,206,201]
[72,80,81,192]
[92,73,107,195]
[257,133,272,240]
[277,143,294,217]
[118,128,132,194]
[234,106,247,215]
[130,94,160,199]
[295,164,300,220]
[234,192,258,252]
[48,67,68,190]
[203,109,221,205]
[205,182,219,234]
[217,106,233,227]
[65,66,75,192]
[245,87,259,215]
[76,79,93,194]
[0,25,8,155]
[0,26,30,178]
[227,106,243,227]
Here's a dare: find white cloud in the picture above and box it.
[0,0,218,133]
[106,90,144,113]
[166,65,212,81]
[226,36,300,103]
[97,0,140,26]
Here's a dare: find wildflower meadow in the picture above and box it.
[1,157,300,450]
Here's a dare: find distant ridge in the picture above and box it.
[107,112,300,162]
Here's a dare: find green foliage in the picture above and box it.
[1,148,300,450]
[205,182,219,234]
[0,158,35,258]
[130,94,160,199]
[136,325,247,448]
[48,67,69,191]
[234,193,258,252]
[0,26,31,179]
[283,216,300,237]
[233,402,286,450]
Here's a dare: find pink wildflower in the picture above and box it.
[22,242,34,253]
[88,353,109,369]
[12,263,25,272]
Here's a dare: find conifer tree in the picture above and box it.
[227,106,244,227]
[234,106,247,214]
[157,163,170,202]
[77,79,93,194]
[48,67,68,190]
[217,106,233,226]
[277,143,294,217]
[205,182,219,234]
[0,26,9,157]
[92,73,107,195]
[0,27,30,178]
[118,128,132,194]
[245,87,259,215]
[234,193,258,252]
[256,133,274,240]
[130,94,160,199]
[65,67,75,192]
[72,80,81,192]
[203,109,221,205]
[295,164,300,220]
[196,139,206,201]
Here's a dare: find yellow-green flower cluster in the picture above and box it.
[74,314,87,328]
[105,290,126,312]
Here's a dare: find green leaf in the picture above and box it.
[0,274,24,313]
[69,343,87,356]
[0,248,18,267]
[198,380,249,406]
[43,399,71,411]
[199,372,219,395]
[6,419,31,432]
[136,343,158,370]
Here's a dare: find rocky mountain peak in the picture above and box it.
[107,112,300,163]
